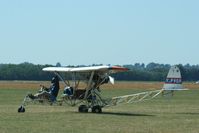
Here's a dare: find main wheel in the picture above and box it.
[18,106,25,113]
[91,105,102,113]
[78,105,88,113]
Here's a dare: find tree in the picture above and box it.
[56,62,61,67]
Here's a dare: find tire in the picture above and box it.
[78,105,88,113]
[18,106,25,113]
[91,105,102,113]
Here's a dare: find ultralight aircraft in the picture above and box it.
[18,65,186,113]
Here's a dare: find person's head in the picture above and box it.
[51,76,58,83]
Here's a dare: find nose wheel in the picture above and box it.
[18,106,25,113]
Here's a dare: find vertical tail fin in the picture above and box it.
[162,65,187,90]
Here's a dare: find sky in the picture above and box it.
[0,0,198,66]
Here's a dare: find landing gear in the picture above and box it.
[18,106,25,113]
[78,105,88,113]
[78,105,102,113]
[91,105,102,113]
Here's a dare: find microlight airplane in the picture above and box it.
[18,65,186,113]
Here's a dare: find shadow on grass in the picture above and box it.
[71,111,155,117]
[176,112,199,115]
[100,112,155,117]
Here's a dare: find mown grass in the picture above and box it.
[0,83,199,133]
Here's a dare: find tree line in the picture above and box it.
[0,62,199,81]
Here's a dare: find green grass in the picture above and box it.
[0,88,199,133]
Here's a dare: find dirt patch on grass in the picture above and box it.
[0,81,50,89]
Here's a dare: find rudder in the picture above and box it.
[162,65,187,91]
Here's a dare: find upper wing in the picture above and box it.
[42,65,128,73]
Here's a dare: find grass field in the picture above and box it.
[0,81,199,133]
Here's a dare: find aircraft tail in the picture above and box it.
[162,65,187,91]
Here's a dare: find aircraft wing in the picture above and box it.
[42,65,129,73]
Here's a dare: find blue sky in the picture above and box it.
[0,0,198,66]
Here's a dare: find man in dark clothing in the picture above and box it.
[28,76,60,102]
[49,76,60,101]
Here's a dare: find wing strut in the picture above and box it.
[84,71,95,99]
[54,72,70,87]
